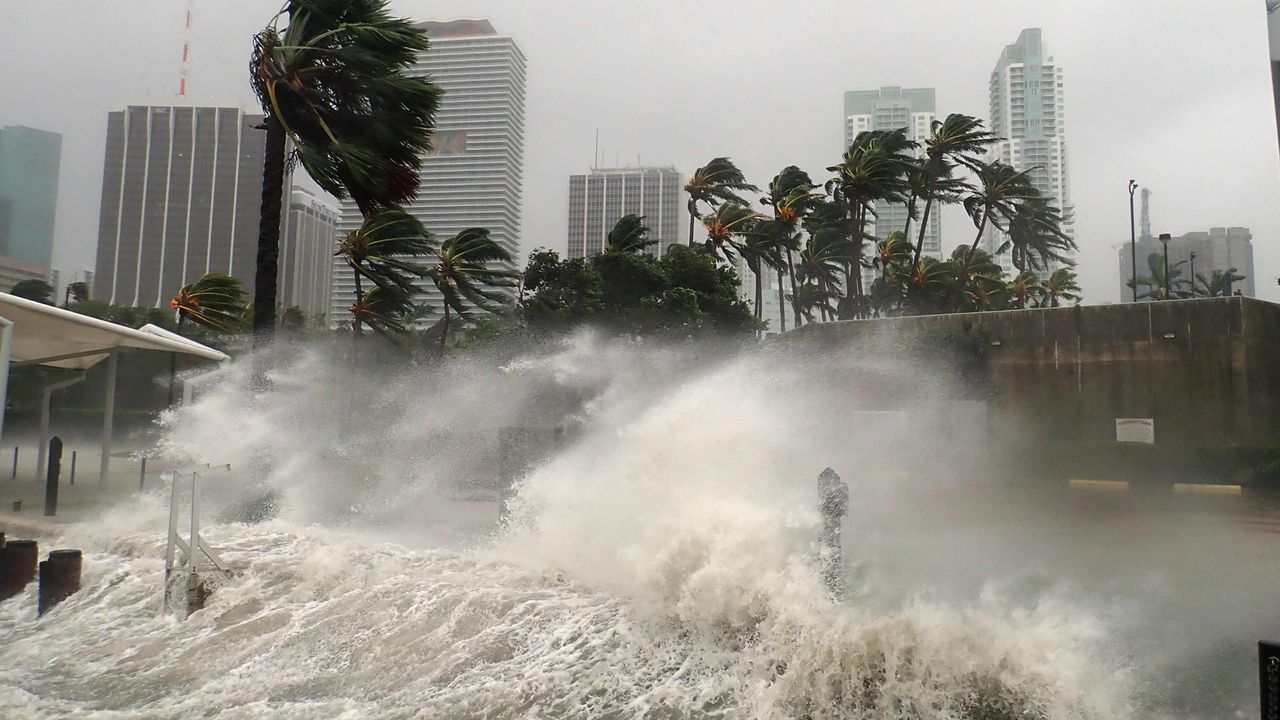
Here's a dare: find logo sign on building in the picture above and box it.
[1115,418,1155,444]
[429,130,467,156]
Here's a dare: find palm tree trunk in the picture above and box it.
[786,248,801,328]
[913,196,935,265]
[687,200,697,247]
[968,208,990,260]
[754,268,763,336]
[777,268,787,333]
[439,302,451,351]
[351,267,364,339]
[902,192,917,244]
[251,113,287,347]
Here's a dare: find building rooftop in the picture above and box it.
[417,19,498,38]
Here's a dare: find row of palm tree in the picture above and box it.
[682,113,1080,331]
[1127,252,1246,300]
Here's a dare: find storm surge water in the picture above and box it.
[0,330,1186,718]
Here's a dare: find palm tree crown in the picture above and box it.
[684,157,758,246]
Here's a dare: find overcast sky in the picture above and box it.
[2,0,1277,303]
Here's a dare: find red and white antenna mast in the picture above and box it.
[178,0,193,96]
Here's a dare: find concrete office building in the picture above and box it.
[844,87,940,260]
[983,29,1074,277]
[0,125,62,276]
[1118,227,1256,299]
[280,187,338,321]
[330,19,526,326]
[567,166,682,259]
[92,101,266,308]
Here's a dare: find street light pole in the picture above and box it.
[1189,251,1197,297]
[1159,233,1172,300]
[1128,180,1139,302]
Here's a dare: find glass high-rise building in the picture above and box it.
[92,102,266,308]
[330,19,527,326]
[984,29,1074,277]
[0,125,62,274]
[567,166,682,258]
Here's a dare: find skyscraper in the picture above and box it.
[567,166,682,258]
[984,29,1074,276]
[330,19,527,326]
[279,187,338,321]
[0,125,62,275]
[92,102,266,308]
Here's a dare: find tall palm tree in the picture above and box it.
[63,281,89,307]
[794,218,852,323]
[826,129,917,316]
[946,246,1006,312]
[899,256,955,315]
[700,202,762,263]
[963,161,1038,260]
[1129,252,1189,300]
[1193,268,1247,297]
[603,214,656,254]
[1007,270,1043,310]
[1001,197,1075,272]
[427,228,517,350]
[1042,267,1082,307]
[761,166,823,330]
[170,273,247,333]
[248,0,442,343]
[335,207,434,337]
[909,114,998,265]
[684,157,758,246]
[736,220,787,331]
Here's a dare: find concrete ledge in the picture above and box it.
[1067,479,1130,492]
[1173,483,1243,496]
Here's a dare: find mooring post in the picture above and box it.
[69,450,76,486]
[1262,641,1280,720]
[10,446,16,479]
[139,457,147,491]
[44,436,63,517]
[0,539,37,601]
[817,467,849,598]
[38,549,82,615]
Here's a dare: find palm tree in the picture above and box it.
[761,166,823,330]
[427,228,517,350]
[736,220,787,331]
[700,202,762,263]
[684,158,758,246]
[335,207,434,337]
[1193,268,1247,297]
[947,246,1006,312]
[794,218,852,323]
[900,256,955,315]
[1000,197,1075,272]
[1007,270,1043,309]
[603,214,656,254]
[63,281,89,307]
[1129,252,1189,300]
[909,114,998,265]
[1041,267,1082,307]
[963,161,1038,260]
[248,0,442,342]
[10,279,53,303]
[170,274,247,333]
[826,129,917,316]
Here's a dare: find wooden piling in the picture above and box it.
[38,549,82,615]
[44,436,62,517]
[0,539,37,601]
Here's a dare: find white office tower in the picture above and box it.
[567,166,682,259]
[279,187,338,322]
[330,19,527,326]
[984,29,1074,277]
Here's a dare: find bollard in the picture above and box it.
[10,446,16,479]
[139,457,147,491]
[69,450,77,486]
[38,549,82,615]
[11,499,20,512]
[1262,641,1280,720]
[44,436,62,517]
[817,467,849,598]
[0,539,37,601]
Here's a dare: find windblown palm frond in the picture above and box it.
[428,227,518,349]
[685,157,759,245]
[171,274,247,333]
[604,214,656,254]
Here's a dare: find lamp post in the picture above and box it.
[1128,180,1139,302]
[1189,251,1197,297]
[1159,233,1172,300]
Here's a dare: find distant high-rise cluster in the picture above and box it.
[0,125,61,290]
[567,166,682,259]
[330,19,527,326]
[1118,227,1256,299]
[983,28,1074,277]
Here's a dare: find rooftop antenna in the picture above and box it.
[178,0,193,96]
[593,129,599,170]
[1139,187,1152,241]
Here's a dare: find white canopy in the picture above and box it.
[0,293,227,369]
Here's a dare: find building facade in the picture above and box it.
[844,87,939,257]
[330,19,527,327]
[1118,227,1256,299]
[280,187,338,322]
[92,102,266,308]
[983,29,1074,277]
[0,125,62,276]
[0,255,46,293]
[567,166,682,258]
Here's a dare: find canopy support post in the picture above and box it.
[99,350,118,487]
[0,318,11,448]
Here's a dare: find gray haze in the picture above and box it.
[2,0,1277,304]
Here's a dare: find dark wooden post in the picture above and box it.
[817,467,849,598]
[10,446,16,479]
[0,539,37,601]
[69,450,77,486]
[44,436,62,517]
[139,457,147,491]
[38,549,82,615]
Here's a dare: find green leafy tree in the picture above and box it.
[427,228,517,350]
[684,157,758,246]
[170,273,247,333]
[335,207,434,338]
[10,279,53,303]
[248,0,442,342]
[63,281,89,307]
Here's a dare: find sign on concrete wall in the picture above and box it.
[1116,418,1155,444]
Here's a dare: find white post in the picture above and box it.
[0,318,12,447]
[189,471,200,563]
[99,350,118,487]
